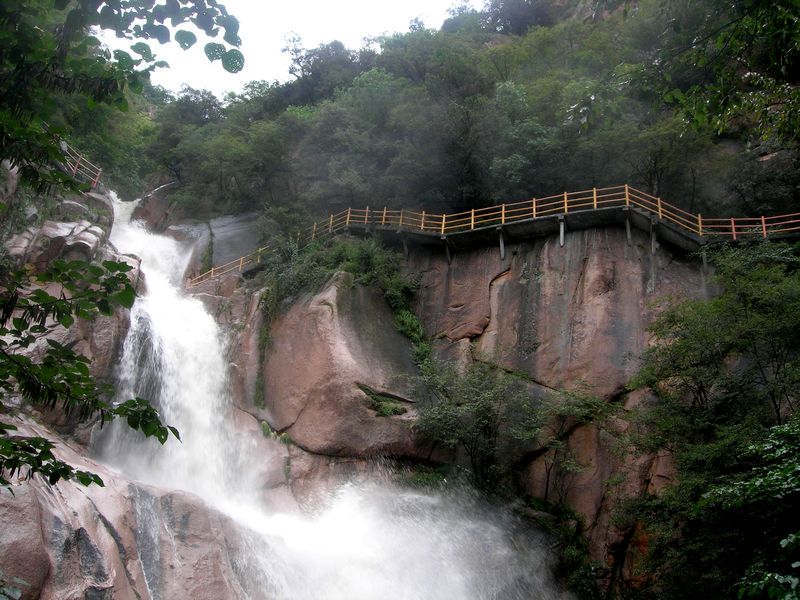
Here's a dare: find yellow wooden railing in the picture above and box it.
[186,184,800,287]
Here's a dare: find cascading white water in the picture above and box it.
[98,194,568,600]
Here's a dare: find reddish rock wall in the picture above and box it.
[410,227,705,396]
[0,421,259,600]
[261,272,428,458]
[408,226,705,575]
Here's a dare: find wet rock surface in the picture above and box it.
[0,421,262,600]
[6,219,108,269]
[260,272,426,458]
[408,226,703,571]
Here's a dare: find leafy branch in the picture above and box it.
[0,259,178,490]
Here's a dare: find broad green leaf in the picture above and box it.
[204,42,226,62]
[113,49,135,71]
[222,48,244,73]
[175,30,197,50]
[130,42,154,62]
[113,285,136,308]
[147,24,171,44]
[114,95,129,112]
[99,5,118,29]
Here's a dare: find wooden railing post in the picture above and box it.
[625,184,630,207]
[532,198,537,219]
[91,169,102,189]
[563,191,568,214]
[365,206,370,224]
[381,207,387,226]
[657,197,663,220]
[470,208,475,230]
[441,213,446,235]
[592,187,597,210]
[731,217,737,241]
[72,156,81,176]
[312,222,317,240]
[346,208,351,226]
[421,210,426,231]
[698,213,703,236]
[239,256,244,272]
[329,214,333,233]
[399,209,404,227]
[762,215,767,238]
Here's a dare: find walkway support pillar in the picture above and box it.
[650,218,658,255]
[558,215,565,247]
[624,207,632,246]
[498,228,506,260]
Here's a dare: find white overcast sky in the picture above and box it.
[104,0,482,98]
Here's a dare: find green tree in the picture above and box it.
[634,0,800,140]
[0,260,178,489]
[0,0,243,192]
[416,359,535,489]
[626,242,800,598]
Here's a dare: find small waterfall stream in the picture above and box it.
[96,195,567,600]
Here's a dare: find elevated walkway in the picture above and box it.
[186,184,800,287]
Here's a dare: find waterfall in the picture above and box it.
[97,195,568,600]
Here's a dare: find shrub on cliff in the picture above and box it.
[626,242,800,599]
[0,260,178,489]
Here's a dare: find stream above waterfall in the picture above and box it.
[92,194,570,600]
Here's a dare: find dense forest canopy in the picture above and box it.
[11,0,795,228]
[2,2,800,599]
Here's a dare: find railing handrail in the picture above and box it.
[186,184,800,287]
[61,139,103,189]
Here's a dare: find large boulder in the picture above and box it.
[0,421,259,600]
[260,272,427,458]
[6,219,108,270]
[132,186,174,231]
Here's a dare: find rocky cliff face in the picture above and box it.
[239,225,706,580]
[407,226,705,576]
[0,206,709,596]
[0,421,268,600]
